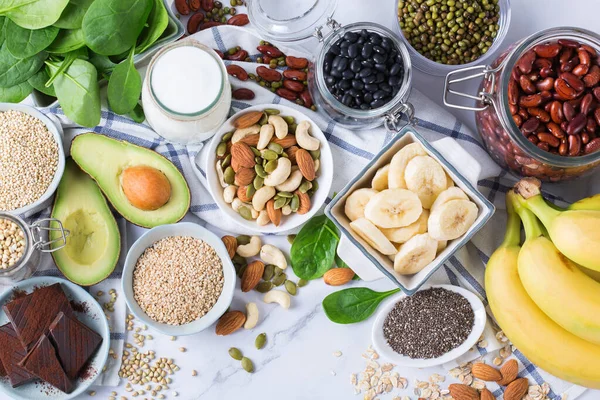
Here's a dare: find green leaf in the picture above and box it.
[6,20,59,59]
[127,102,145,123]
[46,28,85,53]
[0,79,32,101]
[27,67,55,96]
[0,43,46,87]
[47,58,100,127]
[0,17,7,44]
[88,51,116,76]
[0,0,70,29]
[291,214,340,280]
[135,0,168,54]
[322,287,401,324]
[107,47,141,114]
[53,0,94,29]
[82,0,153,56]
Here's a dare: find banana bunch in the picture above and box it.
[344,142,478,275]
[485,185,600,389]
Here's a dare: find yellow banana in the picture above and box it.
[515,178,600,272]
[485,191,600,389]
[516,196,600,345]
[580,265,600,283]
[568,194,600,211]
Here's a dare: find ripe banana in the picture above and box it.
[344,188,378,222]
[371,164,389,191]
[363,188,422,229]
[388,142,426,189]
[350,218,397,255]
[568,194,600,211]
[393,233,437,274]
[445,171,455,188]
[404,155,447,209]
[380,210,429,244]
[428,199,478,240]
[430,186,468,213]
[486,191,600,389]
[516,178,600,272]
[516,201,600,345]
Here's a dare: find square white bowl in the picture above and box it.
[325,127,494,295]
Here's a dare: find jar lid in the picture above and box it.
[248,0,338,43]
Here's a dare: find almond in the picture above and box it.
[323,268,355,286]
[472,363,502,382]
[234,167,255,186]
[221,235,237,259]
[448,383,479,400]
[480,388,496,400]
[233,111,263,129]
[266,199,281,226]
[237,185,253,202]
[230,142,255,169]
[295,149,316,181]
[241,260,265,292]
[295,190,311,214]
[504,378,528,400]
[231,156,241,172]
[215,311,246,335]
[272,135,297,148]
[498,359,519,386]
[286,145,299,164]
[239,134,260,147]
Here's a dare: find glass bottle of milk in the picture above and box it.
[142,40,232,145]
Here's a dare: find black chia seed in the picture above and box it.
[382,287,474,359]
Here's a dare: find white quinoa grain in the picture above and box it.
[0,218,25,269]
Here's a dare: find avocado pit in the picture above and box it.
[121,166,171,211]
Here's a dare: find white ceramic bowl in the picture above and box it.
[0,277,110,400]
[206,104,333,234]
[0,103,65,216]
[122,222,236,336]
[372,284,486,368]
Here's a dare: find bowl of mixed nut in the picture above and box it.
[206,104,333,233]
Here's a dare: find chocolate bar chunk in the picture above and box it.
[0,356,6,377]
[0,323,35,387]
[20,334,73,394]
[3,283,73,350]
[49,312,103,380]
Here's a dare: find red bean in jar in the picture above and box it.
[445,27,600,182]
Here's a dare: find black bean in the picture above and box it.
[342,93,353,106]
[340,40,350,48]
[365,83,378,92]
[369,33,382,44]
[360,29,369,38]
[374,63,387,72]
[363,93,374,103]
[362,74,377,84]
[361,60,374,69]
[362,43,374,59]
[350,60,362,73]
[358,68,373,78]
[375,72,385,84]
[336,57,348,71]
[381,37,392,50]
[342,70,354,79]
[389,75,401,86]
[360,103,370,110]
[329,45,340,56]
[352,80,364,90]
[348,43,359,58]
[339,47,349,57]
[348,89,361,98]
[343,31,358,43]
[339,79,352,90]
[373,45,386,54]
[390,63,403,76]
[373,53,387,64]
[325,76,336,86]
[379,82,392,93]
[370,98,387,108]
[373,90,387,100]
[330,68,342,78]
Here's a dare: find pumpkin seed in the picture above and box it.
[284,280,297,296]
[262,149,278,161]
[262,158,268,168]
[283,116,295,125]
[216,142,227,157]
[251,147,261,157]
[268,142,283,154]
[234,263,245,274]
[264,108,280,115]
[232,253,246,265]
[255,164,267,178]
[255,333,267,350]
[236,235,251,245]
[298,180,312,193]
[262,264,274,281]
[255,281,274,293]
[223,167,235,185]
[239,206,253,220]
[222,154,232,168]
[284,197,292,206]
[277,191,293,198]
[265,159,278,173]
[246,185,256,199]
[308,181,319,196]
[221,131,233,142]
[280,151,289,158]
[273,266,284,276]
[272,273,287,286]
[290,194,300,212]
[258,112,268,125]
[288,123,297,133]
[241,357,254,373]
[274,197,287,209]
[228,347,243,360]
[253,175,264,190]
[310,149,320,160]
[287,234,296,244]
[237,264,247,278]
[297,279,308,287]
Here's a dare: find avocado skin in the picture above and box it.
[50,159,121,286]
[70,133,191,229]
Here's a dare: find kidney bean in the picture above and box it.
[226,65,249,81]
[568,134,582,155]
[198,21,223,31]
[187,13,207,34]
[256,66,282,82]
[518,51,536,74]
[560,72,585,92]
[528,135,539,145]
[559,142,568,155]
[540,67,556,78]
[522,118,540,133]
[519,94,543,108]
[555,78,579,100]
[232,88,255,100]
[585,138,600,154]
[283,79,304,93]
[257,45,284,58]
[584,65,600,87]
[582,132,591,144]
[534,43,561,58]
[587,117,597,133]
[581,44,598,57]
[535,77,554,91]
[562,56,580,73]
[573,64,589,76]
[527,107,551,123]
[567,113,587,135]
[578,48,592,66]
[226,49,248,61]
[559,39,579,48]
[276,88,298,101]
[519,75,536,94]
[540,91,553,103]
[509,103,519,115]
[201,0,214,11]
[538,132,561,147]
[175,0,190,15]
[537,141,550,152]
[518,108,530,120]
[283,69,307,81]
[594,108,600,126]
[300,90,313,108]
[547,122,566,138]
[561,121,570,131]
[228,14,250,26]
[508,79,519,105]
[189,0,201,11]
[550,101,564,123]
[285,56,309,69]
[559,47,574,65]
[581,93,594,115]
[512,114,523,127]
[511,67,522,82]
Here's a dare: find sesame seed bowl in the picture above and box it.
[121,222,236,336]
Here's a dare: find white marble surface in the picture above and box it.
[85,0,600,399]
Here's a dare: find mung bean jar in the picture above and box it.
[444,27,600,182]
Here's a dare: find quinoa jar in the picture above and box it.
[444,27,600,181]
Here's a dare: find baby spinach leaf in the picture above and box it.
[0,43,46,87]
[82,0,152,56]
[53,0,94,29]
[0,79,32,101]
[0,17,7,44]
[135,0,168,54]
[89,52,116,76]
[107,47,141,115]
[45,49,82,86]
[46,28,85,53]
[291,214,340,280]
[322,287,401,324]
[6,20,59,59]
[47,58,100,127]
[128,102,145,123]
[0,0,70,30]
[28,68,55,96]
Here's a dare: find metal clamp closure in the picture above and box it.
[313,17,341,42]
[443,65,497,112]
[30,218,70,253]
[384,102,416,132]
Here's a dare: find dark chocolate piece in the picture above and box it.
[0,355,6,377]
[20,334,73,394]
[3,283,73,350]
[0,323,35,387]
[49,312,103,380]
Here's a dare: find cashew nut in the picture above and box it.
[260,244,287,270]
[295,120,320,151]
[244,302,259,329]
[257,124,275,150]
[216,161,227,188]
[232,124,261,143]
[223,185,237,203]
[252,186,276,211]
[237,236,261,257]
[281,205,292,216]
[275,167,303,192]
[231,198,244,212]
[268,115,288,139]
[264,157,292,187]
[250,207,259,219]
[263,290,291,309]
[256,210,270,226]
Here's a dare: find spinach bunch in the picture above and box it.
[322,287,401,324]
[0,0,170,126]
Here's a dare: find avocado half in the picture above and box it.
[70,133,191,228]
[51,159,121,286]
